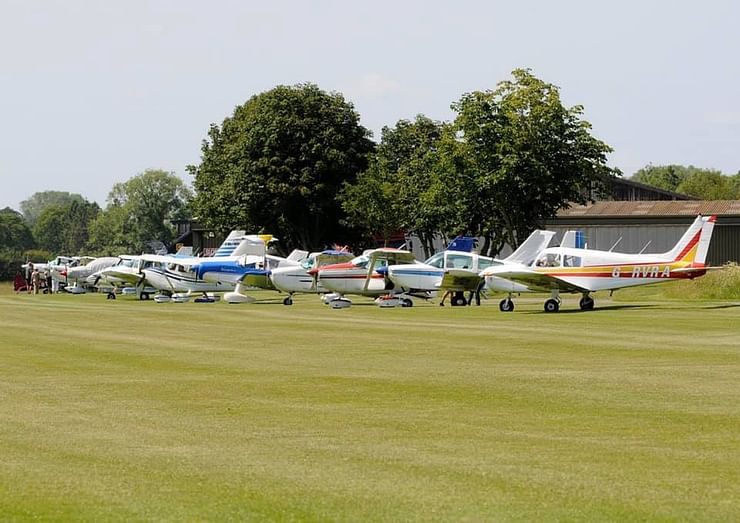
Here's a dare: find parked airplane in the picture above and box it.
[140,234,308,302]
[238,249,356,305]
[90,255,158,299]
[61,257,120,293]
[481,214,718,312]
[380,231,556,306]
[309,248,420,308]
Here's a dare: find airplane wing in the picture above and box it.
[489,268,589,293]
[238,269,275,290]
[503,230,556,266]
[99,269,145,286]
[439,269,483,291]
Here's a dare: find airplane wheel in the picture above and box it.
[499,298,514,312]
[107,292,116,300]
[451,292,467,307]
[402,298,413,308]
[544,299,560,313]
[579,296,594,311]
[140,293,150,301]
[283,296,293,306]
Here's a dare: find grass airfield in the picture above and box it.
[1,284,739,521]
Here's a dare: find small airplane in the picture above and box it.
[90,255,159,299]
[140,234,308,302]
[237,249,356,305]
[481,214,718,312]
[309,247,420,308]
[61,257,120,293]
[380,231,556,306]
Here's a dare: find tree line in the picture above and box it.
[0,170,190,279]
[2,68,738,279]
[190,70,619,257]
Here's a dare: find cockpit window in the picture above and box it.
[447,253,473,269]
[351,255,369,268]
[477,258,500,271]
[535,253,561,268]
[563,255,582,268]
[424,253,444,268]
[301,257,316,270]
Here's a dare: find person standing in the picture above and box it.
[31,267,41,295]
[26,263,34,294]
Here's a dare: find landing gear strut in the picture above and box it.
[544,290,561,313]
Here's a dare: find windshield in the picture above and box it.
[424,252,444,268]
[351,255,369,268]
[301,256,316,270]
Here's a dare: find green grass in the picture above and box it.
[1,283,739,521]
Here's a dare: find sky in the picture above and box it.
[1,0,739,211]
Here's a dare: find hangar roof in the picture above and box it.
[559,200,740,217]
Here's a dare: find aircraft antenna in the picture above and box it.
[638,240,652,254]
[608,237,622,252]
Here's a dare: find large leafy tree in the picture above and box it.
[33,199,100,254]
[87,169,192,255]
[19,191,85,227]
[341,115,445,255]
[447,69,619,255]
[189,83,375,251]
[0,207,35,251]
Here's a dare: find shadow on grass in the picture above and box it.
[697,302,740,310]
[519,303,659,314]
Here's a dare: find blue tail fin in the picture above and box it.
[446,236,476,253]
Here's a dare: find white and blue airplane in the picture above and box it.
[139,233,308,302]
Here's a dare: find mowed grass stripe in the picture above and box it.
[0,287,739,520]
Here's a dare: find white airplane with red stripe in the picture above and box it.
[481,214,718,312]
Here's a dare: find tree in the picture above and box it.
[33,200,100,254]
[189,83,375,251]
[446,69,619,255]
[87,169,192,255]
[0,207,35,251]
[631,164,740,199]
[676,169,738,200]
[341,115,446,255]
[20,191,85,227]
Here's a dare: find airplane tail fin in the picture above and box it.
[664,215,717,264]
[446,236,476,253]
[503,230,556,266]
[560,230,586,249]
[213,230,247,257]
[230,235,271,257]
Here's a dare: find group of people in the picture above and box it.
[14,263,53,295]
